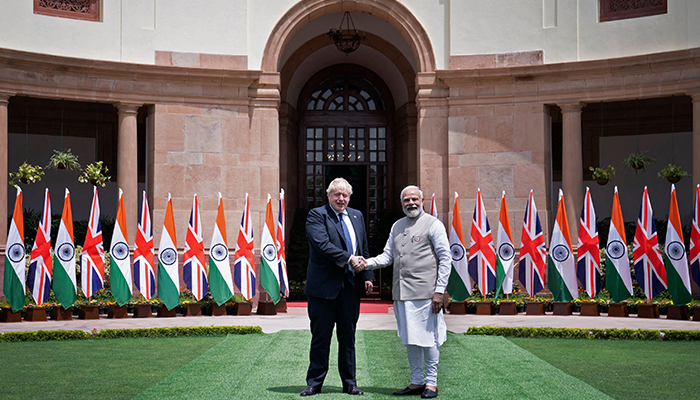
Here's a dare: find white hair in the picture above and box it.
[326,177,353,196]
[400,185,423,201]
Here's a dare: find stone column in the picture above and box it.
[0,93,13,248]
[415,72,449,216]
[117,103,141,243]
[560,102,585,243]
[692,94,700,189]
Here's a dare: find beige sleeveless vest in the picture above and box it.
[391,213,439,300]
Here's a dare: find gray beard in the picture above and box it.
[404,207,423,219]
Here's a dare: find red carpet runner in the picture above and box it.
[286,300,393,313]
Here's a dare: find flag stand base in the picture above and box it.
[526,302,545,315]
[108,305,128,318]
[275,298,288,313]
[157,304,177,317]
[694,306,700,321]
[257,301,277,315]
[184,303,202,316]
[25,307,47,321]
[79,305,100,319]
[0,307,22,322]
[637,304,659,318]
[498,301,518,315]
[233,302,252,315]
[448,301,466,314]
[667,305,689,320]
[552,302,571,315]
[50,307,73,320]
[132,304,152,318]
[476,302,495,315]
[607,303,628,317]
[579,302,599,316]
[209,303,226,316]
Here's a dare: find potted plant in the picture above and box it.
[623,151,654,174]
[78,161,111,187]
[657,163,690,183]
[589,165,615,185]
[8,162,44,186]
[47,149,81,170]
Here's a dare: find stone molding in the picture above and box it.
[439,48,700,106]
[450,51,544,70]
[0,48,259,107]
[261,0,436,74]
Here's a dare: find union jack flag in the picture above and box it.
[429,193,438,217]
[691,185,700,287]
[633,186,667,300]
[577,187,600,298]
[80,186,105,298]
[518,190,547,297]
[277,189,289,297]
[184,194,208,301]
[134,191,155,300]
[27,189,52,305]
[468,189,496,296]
[234,193,256,300]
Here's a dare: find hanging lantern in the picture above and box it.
[327,12,364,55]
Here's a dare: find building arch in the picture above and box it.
[261,0,436,75]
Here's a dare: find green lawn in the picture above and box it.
[0,331,696,399]
[509,337,700,400]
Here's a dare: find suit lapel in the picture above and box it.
[325,204,348,247]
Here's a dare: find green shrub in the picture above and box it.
[0,326,262,342]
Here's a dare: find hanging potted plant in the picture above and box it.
[589,165,615,185]
[8,162,44,186]
[47,149,81,171]
[623,151,654,174]
[658,163,690,183]
[78,161,111,187]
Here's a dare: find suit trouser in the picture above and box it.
[306,280,360,388]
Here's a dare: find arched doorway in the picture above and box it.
[298,64,397,262]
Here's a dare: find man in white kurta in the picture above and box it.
[359,186,451,399]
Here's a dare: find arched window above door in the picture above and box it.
[306,74,385,112]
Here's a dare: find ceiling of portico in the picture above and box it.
[279,12,417,109]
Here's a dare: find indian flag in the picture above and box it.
[605,187,633,303]
[4,187,25,312]
[110,189,133,306]
[208,192,234,306]
[158,194,180,310]
[445,192,471,301]
[494,191,514,299]
[53,189,77,309]
[260,194,281,304]
[664,184,693,305]
[547,189,578,302]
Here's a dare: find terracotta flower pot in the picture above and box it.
[25,307,48,322]
[79,305,100,320]
[233,302,252,315]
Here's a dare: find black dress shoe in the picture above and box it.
[393,385,426,395]
[343,385,364,395]
[421,388,438,398]
[300,385,322,396]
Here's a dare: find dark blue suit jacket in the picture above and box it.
[305,203,373,299]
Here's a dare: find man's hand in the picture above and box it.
[431,292,444,314]
[365,280,374,296]
[350,255,367,272]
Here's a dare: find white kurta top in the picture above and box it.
[367,212,451,347]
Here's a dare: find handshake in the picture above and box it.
[349,255,368,272]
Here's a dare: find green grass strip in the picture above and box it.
[510,337,700,400]
[467,326,700,340]
[0,325,261,342]
[135,330,610,399]
[0,336,225,400]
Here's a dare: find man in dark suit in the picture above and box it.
[301,177,374,397]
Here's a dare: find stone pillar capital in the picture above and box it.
[116,102,142,114]
[0,92,15,104]
[558,102,585,113]
[688,92,700,103]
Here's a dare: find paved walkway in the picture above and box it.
[1,306,699,334]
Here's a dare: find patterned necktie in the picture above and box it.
[339,213,356,279]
